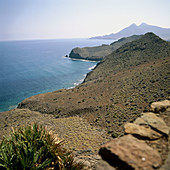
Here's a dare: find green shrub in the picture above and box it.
[0,124,84,170]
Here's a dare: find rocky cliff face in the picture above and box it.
[1,32,170,170]
[69,35,141,61]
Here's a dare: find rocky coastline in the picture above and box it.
[68,35,141,61]
[0,32,170,169]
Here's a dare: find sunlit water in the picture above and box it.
[0,38,113,112]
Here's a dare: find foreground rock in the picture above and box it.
[125,111,170,139]
[98,99,170,169]
[135,112,169,136]
[99,134,162,170]
[124,122,162,139]
[151,100,170,113]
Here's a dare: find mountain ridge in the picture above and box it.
[68,35,141,61]
[1,32,170,168]
[90,23,170,40]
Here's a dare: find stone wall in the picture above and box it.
[97,100,170,170]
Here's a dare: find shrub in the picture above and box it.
[0,124,84,170]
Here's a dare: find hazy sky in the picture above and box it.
[0,0,170,41]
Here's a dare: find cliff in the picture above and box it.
[1,32,170,169]
[69,35,141,61]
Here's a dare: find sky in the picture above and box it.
[0,0,170,41]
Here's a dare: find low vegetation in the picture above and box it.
[4,33,170,167]
[17,33,170,139]
[69,35,141,60]
[0,123,84,170]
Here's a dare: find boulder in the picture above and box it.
[138,112,169,136]
[99,135,162,170]
[151,100,170,113]
[124,123,162,139]
[134,117,147,125]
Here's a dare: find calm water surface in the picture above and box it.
[0,38,113,112]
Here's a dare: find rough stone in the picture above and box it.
[74,157,91,168]
[160,152,170,170]
[95,160,116,170]
[99,134,162,170]
[134,117,148,125]
[167,107,170,112]
[93,155,101,160]
[124,123,162,139]
[140,112,169,136]
[151,100,170,113]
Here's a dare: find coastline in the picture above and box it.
[3,58,98,112]
[0,38,113,113]
[65,56,99,62]
[0,33,170,169]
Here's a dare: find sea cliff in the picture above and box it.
[1,32,170,169]
[68,35,141,61]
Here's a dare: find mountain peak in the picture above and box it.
[129,23,137,27]
[141,32,162,41]
[139,22,147,26]
[90,23,170,40]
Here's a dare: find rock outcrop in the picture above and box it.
[69,35,141,61]
[98,100,170,170]
[135,112,169,136]
[124,122,162,139]
[99,134,162,170]
[151,100,170,113]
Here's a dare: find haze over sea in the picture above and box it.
[0,39,113,112]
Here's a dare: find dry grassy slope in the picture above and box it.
[18,33,170,137]
[85,32,170,82]
[0,109,110,154]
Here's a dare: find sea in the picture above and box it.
[0,38,113,112]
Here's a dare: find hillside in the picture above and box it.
[91,23,170,40]
[69,35,141,61]
[18,33,170,136]
[86,32,170,81]
[1,32,170,168]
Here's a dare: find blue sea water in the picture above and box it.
[0,38,113,112]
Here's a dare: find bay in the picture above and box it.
[0,38,113,112]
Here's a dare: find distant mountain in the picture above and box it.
[90,23,170,40]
